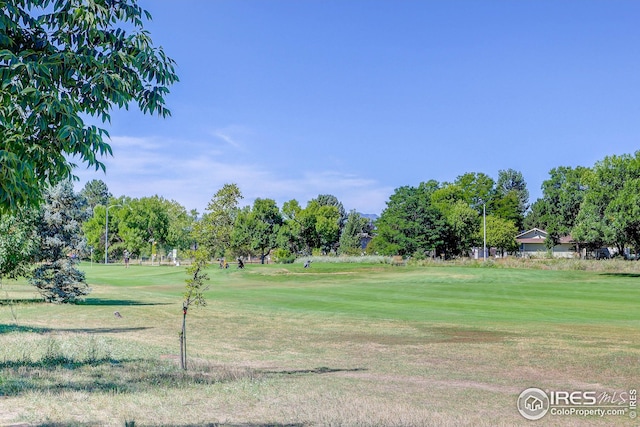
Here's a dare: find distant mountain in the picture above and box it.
[359,213,379,221]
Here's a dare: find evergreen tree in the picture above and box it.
[30,181,91,303]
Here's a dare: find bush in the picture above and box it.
[273,248,295,264]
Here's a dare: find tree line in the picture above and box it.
[2,150,640,302]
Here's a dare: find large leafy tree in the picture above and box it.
[232,198,283,263]
[313,194,347,228]
[526,166,590,247]
[278,199,305,255]
[573,152,640,254]
[118,196,170,257]
[431,184,479,256]
[454,172,495,212]
[165,200,197,255]
[195,183,243,258]
[372,181,448,257]
[0,0,178,211]
[30,180,91,302]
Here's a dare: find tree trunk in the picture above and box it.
[180,308,187,370]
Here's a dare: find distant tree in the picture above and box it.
[313,194,347,227]
[523,199,547,231]
[338,211,371,255]
[80,180,111,210]
[281,199,341,255]
[165,199,196,254]
[531,166,590,248]
[118,196,170,258]
[232,198,283,263]
[0,207,38,280]
[311,203,341,254]
[278,199,305,255]
[482,215,518,257]
[372,181,448,257]
[454,172,496,212]
[495,169,529,230]
[30,181,91,303]
[0,0,178,211]
[608,180,640,255]
[195,184,243,258]
[491,191,522,230]
[573,152,640,255]
[443,200,480,256]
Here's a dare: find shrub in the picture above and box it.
[273,248,295,264]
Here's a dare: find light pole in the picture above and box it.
[105,204,122,264]
[483,203,487,261]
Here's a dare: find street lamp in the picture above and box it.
[105,203,122,264]
[483,203,487,261]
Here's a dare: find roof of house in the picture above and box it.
[516,228,574,244]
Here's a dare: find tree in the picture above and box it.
[495,169,529,230]
[527,166,590,247]
[482,215,518,256]
[180,248,209,370]
[165,199,196,255]
[443,200,480,256]
[232,198,283,263]
[0,0,178,211]
[454,172,495,212]
[30,181,91,302]
[311,203,341,254]
[195,183,243,258]
[313,194,347,227]
[118,196,170,258]
[372,181,448,257]
[573,152,640,256]
[278,199,305,255]
[338,210,371,255]
[0,207,38,280]
[572,154,634,254]
[80,179,111,210]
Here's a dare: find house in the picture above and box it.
[516,228,576,258]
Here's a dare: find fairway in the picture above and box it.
[1,262,639,426]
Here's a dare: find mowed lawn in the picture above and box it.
[0,262,639,426]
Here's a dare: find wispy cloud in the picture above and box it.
[74,134,390,215]
[211,125,252,151]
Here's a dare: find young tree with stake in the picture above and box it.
[180,249,209,370]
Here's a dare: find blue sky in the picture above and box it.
[75,0,640,215]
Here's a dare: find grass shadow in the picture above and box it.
[35,424,305,427]
[600,272,640,278]
[0,358,260,397]
[79,298,170,306]
[0,324,151,334]
[261,366,367,376]
[0,298,45,305]
[142,424,306,427]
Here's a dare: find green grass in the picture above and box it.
[1,262,639,426]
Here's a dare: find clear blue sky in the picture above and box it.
[75,0,640,215]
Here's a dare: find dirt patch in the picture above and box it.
[334,326,512,346]
[337,371,521,394]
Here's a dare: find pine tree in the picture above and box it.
[30,181,91,303]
